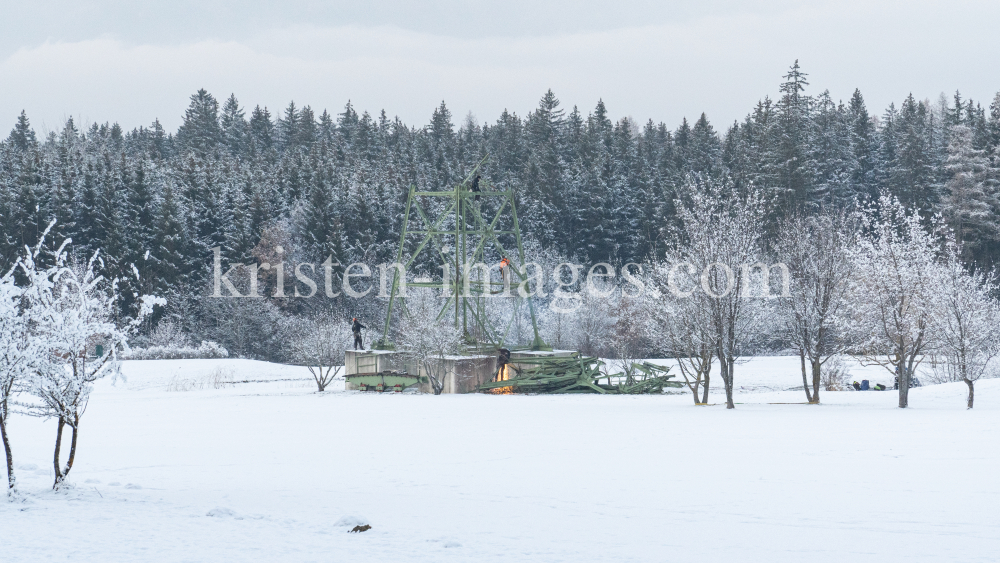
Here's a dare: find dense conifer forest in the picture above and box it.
[3,62,999,359]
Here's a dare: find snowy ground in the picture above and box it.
[2,357,998,562]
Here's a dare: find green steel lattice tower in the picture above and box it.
[375,156,547,352]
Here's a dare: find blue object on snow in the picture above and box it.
[861,380,870,391]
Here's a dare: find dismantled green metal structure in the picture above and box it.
[345,371,424,393]
[368,156,674,396]
[375,155,547,351]
[477,355,682,395]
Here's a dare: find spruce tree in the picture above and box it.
[7,111,37,151]
[176,89,223,157]
[772,59,816,213]
[249,106,275,153]
[220,94,247,157]
[279,101,301,152]
[891,94,940,214]
[848,89,878,202]
[942,125,996,263]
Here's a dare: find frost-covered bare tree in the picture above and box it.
[597,291,649,385]
[0,261,32,495]
[848,194,945,408]
[397,287,462,395]
[646,266,714,404]
[670,180,771,409]
[775,211,856,403]
[22,242,162,489]
[572,289,613,357]
[929,249,1000,408]
[291,318,352,392]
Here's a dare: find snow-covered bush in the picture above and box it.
[20,229,163,489]
[0,260,33,495]
[397,287,462,395]
[290,319,352,392]
[145,320,190,349]
[123,340,229,360]
[820,356,851,392]
[927,249,1000,408]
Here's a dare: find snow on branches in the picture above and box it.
[18,224,164,488]
[396,287,462,395]
[928,248,1000,408]
[847,194,948,408]
[0,260,32,494]
[663,179,772,409]
[775,211,856,404]
[291,318,352,392]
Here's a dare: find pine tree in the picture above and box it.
[810,92,854,206]
[524,91,566,249]
[988,92,1000,160]
[848,89,879,203]
[298,105,317,148]
[150,179,188,293]
[772,59,817,213]
[220,94,247,157]
[47,118,83,246]
[176,89,223,157]
[609,117,643,262]
[7,111,37,151]
[148,119,169,159]
[891,94,940,214]
[942,125,996,263]
[249,106,275,153]
[279,101,300,152]
[688,113,722,177]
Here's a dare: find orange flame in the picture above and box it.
[489,363,514,394]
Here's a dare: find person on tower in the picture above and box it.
[351,318,367,350]
[471,174,482,201]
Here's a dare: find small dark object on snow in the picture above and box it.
[349,525,371,533]
[852,381,862,391]
[873,383,886,391]
[860,379,870,391]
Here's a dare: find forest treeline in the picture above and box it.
[2,61,999,358]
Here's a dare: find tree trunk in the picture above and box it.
[53,418,65,488]
[64,421,79,481]
[1,409,14,493]
[426,362,444,395]
[799,349,813,403]
[701,371,710,404]
[965,378,975,409]
[720,357,735,409]
[688,377,701,404]
[897,364,909,409]
[810,358,822,404]
[53,416,80,489]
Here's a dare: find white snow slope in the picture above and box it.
[1,357,998,562]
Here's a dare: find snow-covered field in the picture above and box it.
[2,357,998,562]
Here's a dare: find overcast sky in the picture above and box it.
[3,0,999,135]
